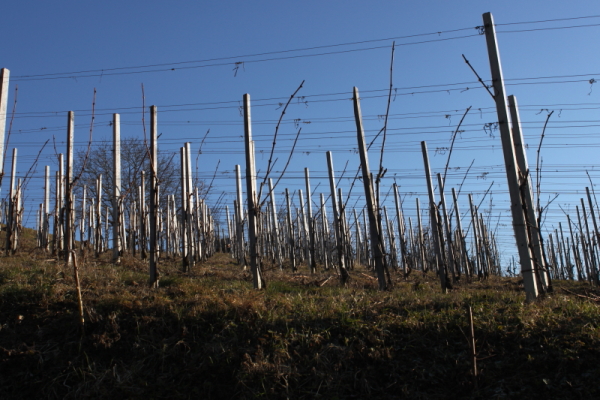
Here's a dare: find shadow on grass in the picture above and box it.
[1,293,599,400]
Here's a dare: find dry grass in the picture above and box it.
[1,230,600,399]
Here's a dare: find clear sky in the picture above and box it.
[1,0,600,266]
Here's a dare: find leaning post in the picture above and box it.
[112,113,122,263]
[352,87,387,290]
[243,94,264,289]
[0,68,9,187]
[64,112,74,261]
[148,106,159,287]
[482,12,538,300]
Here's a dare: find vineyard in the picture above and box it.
[1,10,600,399]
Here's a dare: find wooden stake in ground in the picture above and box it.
[184,143,195,269]
[437,173,456,283]
[5,148,17,255]
[352,87,387,290]
[113,113,121,264]
[243,94,264,289]
[452,188,469,277]
[0,68,9,185]
[326,151,350,284]
[466,305,477,386]
[70,251,85,331]
[421,141,447,291]
[585,187,600,284]
[235,165,246,268]
[285,188,296,271]
[64,112,74,262]
[269,178,283,269]
[508,95,549,291]
[148,105,159,288]
[44,165,51,251]
[482,12,538,301]
[305,168,317,273]
[95,175,102,258]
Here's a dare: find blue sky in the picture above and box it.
[2,1,600,263]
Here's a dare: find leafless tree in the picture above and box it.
[73,136,188,214]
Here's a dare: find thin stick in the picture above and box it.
[454,159,475,220]
[259,80,305,200]
[318,276,332,287]
[586,170,600,212]
[462,54,495,99]
[467,305,478,386]
[20,140,49,193]
[442,106,471,186]
[262,128,302,206]
[204,159,221,198]
[463,181,495,237]
[73,89,96,186]
[377,42,395,185]
[195,129,210,189]
[71,251,85,331]
[535,110,554,216]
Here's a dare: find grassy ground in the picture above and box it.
[1,232,599,399]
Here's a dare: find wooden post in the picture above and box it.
[362,209,371,269]
[580,198,598,283]
[305,168,317,273]
[5,148,16,254]
[80,185,86,254]
[129,198,135,255]
[64,112,74,262]
[0,69,9,185]
[469,194,482,278]
[225,205,232,256]
[352,88,387,289]
[44,165,51,251]
[179,147,188,270]
[95,175,102,257]
[416,198,426,272]
[576,205,592,281]
[243,94,264,289]
[483,12,538,300]
[185,143,195,269]
[285,188,296,271]
[559,222,572,280]
[508,95,549,291]
[113,113,121,263]
[467,305,478,386]
[586,187,600,284]
[235,165,246,268]
[354,209,362,266]
[393,184,409,277]
[148,106,159,288]
[421,141,446,291]
[104,205,109,253]
[437,173,456,283]
[269,179,283,269]
[326,151,349,284]
[299,189,310,267]
[195,188,202,261]
[567,216,584,280]
[452,188,470,277]
[320,193,329,271]
[52,171,59,255]
[139,173,146,258]
[383,206,396,270]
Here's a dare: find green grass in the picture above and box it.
[1,231,599,399]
